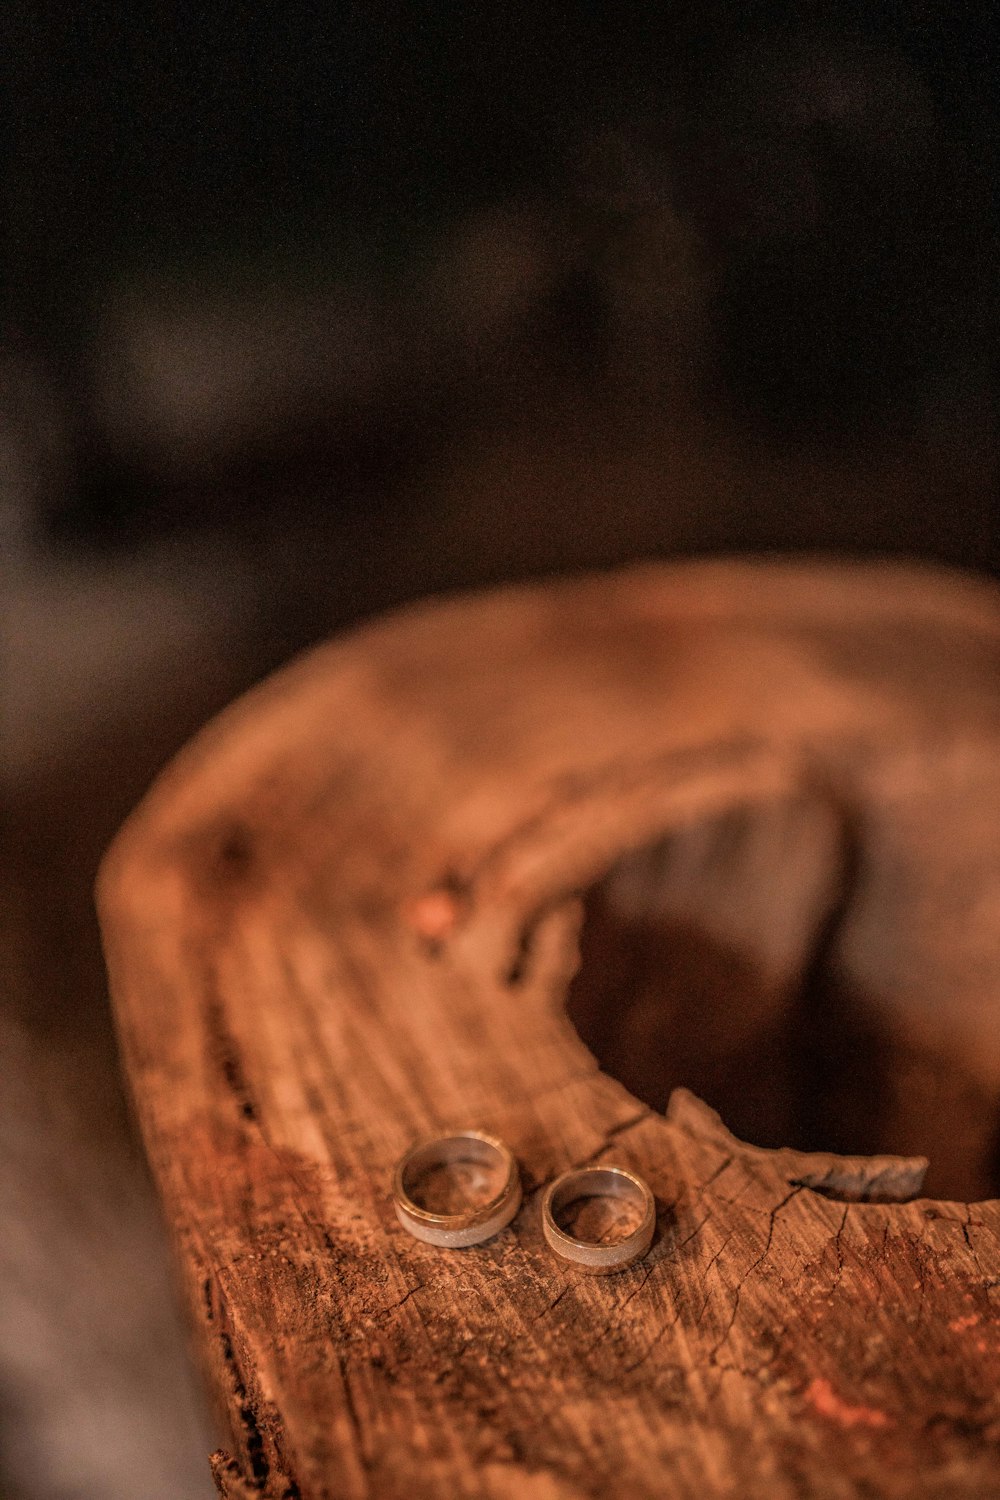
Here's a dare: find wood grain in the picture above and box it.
[98,559,1000,1498]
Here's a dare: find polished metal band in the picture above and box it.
[392,1131,521,1247]
[541,1165,655,1273]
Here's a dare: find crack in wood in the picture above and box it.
[202,960,260,1124]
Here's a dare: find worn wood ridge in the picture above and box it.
[97,559,1000,1499]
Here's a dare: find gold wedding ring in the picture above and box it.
[392,1131,522,1247]
[542,1165,655,1273]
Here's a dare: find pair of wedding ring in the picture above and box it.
[392,1130,656,1273]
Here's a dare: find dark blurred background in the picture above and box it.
[1,4,998,1496]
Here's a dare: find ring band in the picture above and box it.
[393,1131,521,1247]
[542,1165,655,1273]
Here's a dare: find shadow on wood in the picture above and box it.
[567,800,1000,1201]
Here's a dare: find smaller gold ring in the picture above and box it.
[392,1132,521,1248]
[542,1165,655,1274]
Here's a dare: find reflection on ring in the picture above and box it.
[392,1131,521,1248]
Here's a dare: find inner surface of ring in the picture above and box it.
[550,1172,647,1246]
[401,1137,510,1219]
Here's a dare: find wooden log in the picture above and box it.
[97,559,1000,1499]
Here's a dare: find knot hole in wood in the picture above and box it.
[564,790,1000,1202]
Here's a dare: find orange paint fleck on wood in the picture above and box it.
[805,1378,892,1430]
[406,888,462,941]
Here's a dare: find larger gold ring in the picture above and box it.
[542,1165,655,1273]
[392,1131,521,1247]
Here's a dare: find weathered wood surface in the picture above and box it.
[97,559,1000,1499]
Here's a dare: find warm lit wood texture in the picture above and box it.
[98,560,1000,1499]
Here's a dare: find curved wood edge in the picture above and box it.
[98,560,1000,1500]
